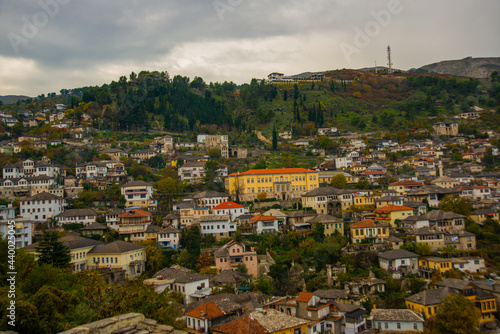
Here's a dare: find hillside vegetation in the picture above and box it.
[2,69,500,143]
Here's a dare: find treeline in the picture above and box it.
[67,71,237,131]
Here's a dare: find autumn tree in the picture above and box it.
[197,251,213,270]
[438,194,472,216]
[425,294,480,334]
[256,192,268,202]
[330,174,347,189]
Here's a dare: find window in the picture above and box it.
[414,323,418,330]
[385,322,388,329]
[397,323,401,329]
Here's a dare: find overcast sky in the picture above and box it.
[1,0,499,96]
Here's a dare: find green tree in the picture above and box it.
[237,263,248,274]
[35,232,71,268]
[256,277,273,295]
[438,195,472,216]
[330,174,347,189]
[425,294,480,334]
[415,242,434,256]
[203,160,223,191]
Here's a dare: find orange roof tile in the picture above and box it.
[117,209,152,218]
[350,219,376,228]
[185,301,225,319]
[249,215,276,223]
[296,292,314,303]
[213,201,244,210]
[373,204,414,214]
[474,186,489,189]
[227,168,316,177]
[211,315,268,334]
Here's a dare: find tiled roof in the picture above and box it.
[123,180,152,187]
[153,267,212,284]
[405,287,455,306]
[296,292,314,303]
[313,289,347,300]
[227,168,316,177]
[212,201,244,210]
[185,298,241,319]
[118,210,152,218]
[434,278,474,291]
[247,309,308,332]
[378,249,419,260]
[350,219,375,228]
[88,240,144,254]
[371,309,424,322]
[249,215,276,223]
[211,314,268,334]
[55,208,96,218]
[308,214,342,224]
[81,222,107,231]
[373,204,414,214]
[25,233,103,251]
[420,210,464,221]
[389,180,424,187]
[25,191,63,201]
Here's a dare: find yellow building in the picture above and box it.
[309,214,344,236]
[352,192,375,211]
[388,180,424,195]
[373,204,414,227]
[318,171,353,184]
[418,257,453,279]
[350,219,389,244]
[225,168,319,202]
[88,240,146,279]
[25,233,103,272]
[406,278,497,326]
[435,278,497,325]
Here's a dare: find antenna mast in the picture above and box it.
[387,45,393,75]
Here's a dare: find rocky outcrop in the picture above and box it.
[58,313,187,334]
[417,57,500,78]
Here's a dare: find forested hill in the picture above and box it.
[3,69,500,136]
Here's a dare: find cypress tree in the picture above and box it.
[272,124,278,150]
[36,231,71,268]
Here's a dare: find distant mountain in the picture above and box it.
[0,95,31,105]
[416,57,500,78]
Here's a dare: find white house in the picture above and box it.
[370,309,424,332]
[157,227,181,250]
[105,208,125,231]
[54,208,97,226]
[378,249,420,276]
[473,186,491,200]
[212,201,248,221]
[199,215,236,240]
[121,180,154,208]
[452,257,486,273]
[20,192,65,222]
[146,266,211,305]
[248,215,279,234]
[335,156,353,169]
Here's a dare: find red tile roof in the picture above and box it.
[249,215,276,223]
[213,201,244,210]
[389,180,424,187]
[474,186,489,189]
[227,168,316,177]
[373,204,414,214]
[350,219,376,228]
[185,301,225,319]
[360,170,386,175]
[296,292,314,303]
[117,209,152,218]
[211,315,268,334]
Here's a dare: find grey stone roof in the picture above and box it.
[159,226,181,234]
[25,233,103,251]
[152,266,211,284]
[145,224,161,233]
[405,287,456,306]
[81,222,107,231]
[371,309,424,322]
[308,214,343,224]
[420,210,465,221]
[55,208,96,218]
[26,191,62,201]
[123,180,152,187]
[211,269,250,285]
[471,209,498,215]
[88,240,144,254]
[192,191,228,199]
[313,289,348,300]
[434,278,474,291]
[303,187,351,197]
[378,249,419,260]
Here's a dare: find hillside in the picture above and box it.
[0,95,31,105]
[1,69,498,145]
[417,57,500,78]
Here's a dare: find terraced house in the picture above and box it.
[350,219,389,244]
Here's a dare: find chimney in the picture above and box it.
[438,160,443,177]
